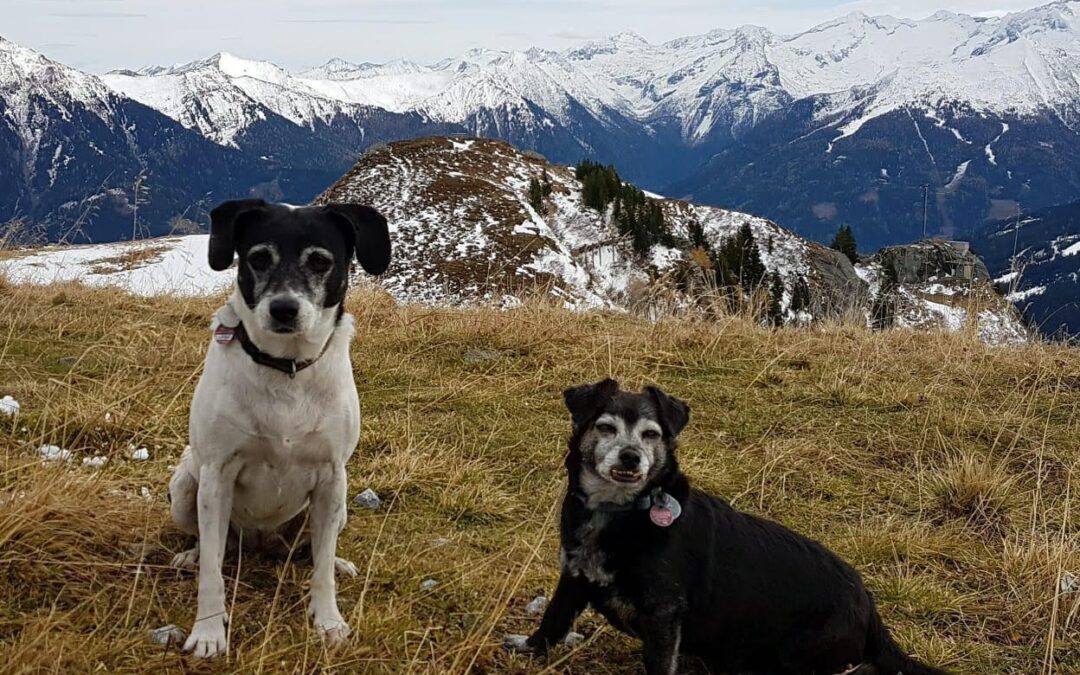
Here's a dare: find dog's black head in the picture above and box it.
[208,199,391,334]
[563,379,689,504]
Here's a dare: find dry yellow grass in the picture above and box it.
[1,280,1079,674]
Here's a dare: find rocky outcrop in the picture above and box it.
[806,247,868,317]
[855,240,1028,345]
[875,240,991,285]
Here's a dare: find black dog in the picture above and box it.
[506,379,947,675]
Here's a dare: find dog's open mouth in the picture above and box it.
[609,468,642,483]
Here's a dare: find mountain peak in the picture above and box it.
[610,31,649,45]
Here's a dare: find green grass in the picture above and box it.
[1,281,1079,673]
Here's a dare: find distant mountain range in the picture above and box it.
[971,200,1080,337]
[0,2,1078,331]
[0,136,1028,344]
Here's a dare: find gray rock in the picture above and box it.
[1061,571,1079,594]
[463,348,503,364]
[562,631,585,647]
[420,578,439,591]
[525,596,547,614]
[148,624,186,646]
[874,240,991,285]
[807,245,868,316]
[352,488,381,510]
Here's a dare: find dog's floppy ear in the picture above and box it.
[564,379,619,429]
[645,386,690,438]
[322,203,392,275]
[208,199,267,271]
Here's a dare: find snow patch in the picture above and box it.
[0,396,19,416]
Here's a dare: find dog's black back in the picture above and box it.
[520,379,947,675]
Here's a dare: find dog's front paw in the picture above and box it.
[503,633,544,655]
[313,615,352,647]
[183,616,228,659]
[334,557,358,578]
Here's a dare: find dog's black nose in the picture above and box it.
[618,449,641,470]
[269,298,299,325]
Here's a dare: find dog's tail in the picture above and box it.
[865,600,949,675]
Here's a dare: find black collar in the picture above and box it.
[234,322,333,379]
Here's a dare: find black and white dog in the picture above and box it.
[168,199,390,658]
[506,379,947,675]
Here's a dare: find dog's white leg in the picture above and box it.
[184,462,238,659]
[308,465,351,646]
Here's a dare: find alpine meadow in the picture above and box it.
[2,1,1080,674]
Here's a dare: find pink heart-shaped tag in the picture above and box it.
[650,505,675,527]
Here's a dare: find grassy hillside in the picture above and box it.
[1,280,1078,674]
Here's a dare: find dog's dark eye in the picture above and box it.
[248,250,273,272]
[642,429,662,441]
[595,423,616,435]
[306,253,333,274]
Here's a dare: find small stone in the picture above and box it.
[140,487,152,501]
[39,444,71,461]
[463,348,502,364]
[82,455,108,468]
[0,396,19,416]
[131,447,149,461]
[420,578,439,591]
[503,633,530,652]
[562,631,585,647]
[148,624,186,646]
[430,537,451,548]
[525,596,547,614]
[352,488,381,510]
[1061,571,1079,594]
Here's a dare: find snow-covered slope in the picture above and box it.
[1,136,1027,344]
[312,137,820,311]
[972,200,1080,338]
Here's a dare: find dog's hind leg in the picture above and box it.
[275,508,357,578]
[169,451,201,570]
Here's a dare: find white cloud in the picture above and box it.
[0,0,1060,73]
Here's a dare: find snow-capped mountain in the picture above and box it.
[95,2,1080,252]
[0,36,270,241]
[971,200,1080,338]
[102,52,459,176]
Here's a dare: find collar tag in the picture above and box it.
[648,491,682,527]
[214,325,236,344]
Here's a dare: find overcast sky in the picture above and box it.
[0,0,1051,73]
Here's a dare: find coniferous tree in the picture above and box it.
[830,225,859,264]
[768,271,785,327]
[528,176,547,215]
[790,274,811,314]
[718,222,765,292]
[687,217,709,251]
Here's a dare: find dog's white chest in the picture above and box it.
[189,308,361,532]
[564,512,614,586]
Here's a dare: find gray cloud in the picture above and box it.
[46,11,145,19]
[280,18,436,24]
